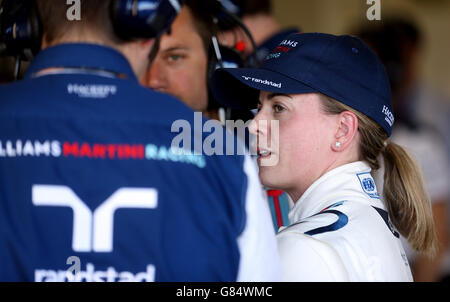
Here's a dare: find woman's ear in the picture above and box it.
[331,110,359,152]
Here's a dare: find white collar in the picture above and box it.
[288,161,385,224]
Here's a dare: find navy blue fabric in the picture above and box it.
[211,33,394,136]
[0,44,247,281]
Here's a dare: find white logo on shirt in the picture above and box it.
[32,185,158,252]
[67,84,117,99]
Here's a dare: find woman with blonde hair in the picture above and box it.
[210,32,436,281]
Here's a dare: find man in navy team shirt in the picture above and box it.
[0,0,280,282]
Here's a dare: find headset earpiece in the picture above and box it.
[0,0,183,60]
[207,39,246,110]
[0,0,42,60]
[110,0,182,41]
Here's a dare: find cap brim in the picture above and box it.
[210,67,317,109]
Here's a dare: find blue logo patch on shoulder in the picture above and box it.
[356,172,380,199]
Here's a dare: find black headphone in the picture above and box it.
[0,0,42,60]
[206,40,254,123]
[0,0,182,59]
[110,0,182,41]
[204,0,255,119]
[206,37,247,111]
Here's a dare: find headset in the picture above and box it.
[204,0,256,122]
[0,0,182,78]
[110,0,182,41]
[208,0,258,69]
[206,37,246,110]
[0,0,42,60]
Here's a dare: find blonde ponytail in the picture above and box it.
[319,94,437,257]
[382,141,437,256]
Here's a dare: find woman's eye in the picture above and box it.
[273,104,285,113]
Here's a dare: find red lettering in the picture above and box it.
[63,142,144,160]
[274,46,290,52]
[117,145,145,159]
[117,145,128,159]
[63,142,79,157]
[107,145,116,159]
[136,145,145,159]
[79,143,92,158]
[92,144,107,159]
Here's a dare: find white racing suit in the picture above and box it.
[277,161,413,281]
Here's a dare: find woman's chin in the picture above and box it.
[259,169,281,190]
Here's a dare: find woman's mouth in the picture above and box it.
[257,148,272,158]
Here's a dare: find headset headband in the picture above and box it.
[0,0,183,59]
[110,0,182,41]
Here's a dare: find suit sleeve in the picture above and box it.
[277,231,350,281]
[236,155,282,282]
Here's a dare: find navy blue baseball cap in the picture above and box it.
[210,32,395,136]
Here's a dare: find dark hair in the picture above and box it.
[236,0,272,16]
[36,0,123,45]
[182,0,218,53]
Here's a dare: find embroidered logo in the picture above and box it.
[67,84,117,99]
[240,76,282,89]
[382,105,394,127]
[356,172,380,199]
